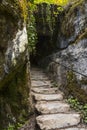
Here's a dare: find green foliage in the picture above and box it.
[4,122,23,130]
[18,0,29,22]
[68,97,87,124]
[52,82,58,87]
[27,0,69,54]
[34,0,69,5]
[4,124,15,130]
[27,5,37,54]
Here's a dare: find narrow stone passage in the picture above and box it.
[31,68,87,130]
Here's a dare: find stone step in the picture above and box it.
[31,87,59,94]
[31,93,63,101]
[31,74,49,80]
[30,68,44,73]
[61,128,87,130]
[36,113,80,130]
[31,72,46,75]
[30,68,44,72]
[31,73,46,77]
[35,101,70,114]
[31,77,49,80]
[31,72,46,76]
[31,80,51,87]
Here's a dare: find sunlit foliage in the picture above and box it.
[34,0,69,6]
[18,0,69,22]
[18,0,29,22]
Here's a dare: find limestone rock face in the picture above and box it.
[0,0,24,78]
[0,0,31,129]
[51,0,87,81]
[55,1,87,49]
[40,0,87,94]
[5,25,28,67]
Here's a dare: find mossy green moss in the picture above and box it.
[0,1,20,21]
[0,53,32,129]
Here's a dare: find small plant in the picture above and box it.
[4,124,15,130]
[68,96,87,124]
[53,82,58,87]
[4,122,23,130]
[15,122,23,129]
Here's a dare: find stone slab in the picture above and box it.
[32,93,63,101]
[31,80,51,87]
[31,87,58,94]
[31,77,49,80]
[35,101,70,114]
[31,73,46,77]
[36,113,80,130]
[61,128,87,130]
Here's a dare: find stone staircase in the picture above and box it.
[31,68,87,130]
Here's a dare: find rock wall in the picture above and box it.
[0,0,33,129]
[40,0,87,103]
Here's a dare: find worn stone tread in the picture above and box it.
[31,77,49,80]
[31,87,59,94]
[36,113,80,130]
[61,128,87,130]
[32,93,63,101]
[31,74,48,79]
[31,72,46,76]
[35,101,70,114]
[31,80,51,87]
[31,73,46,77]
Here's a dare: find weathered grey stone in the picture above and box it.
[61,128,87,130]
[31,93,63,101]
[31,73,46,77]
[31,69,48,80]
[35,101,70,114]
[31,87,58,94]
[31,71,46,74]
[38,1,87,93]
[31,80,51,87]
[36,113,80,130]
[31,69,46,75]
[31,76,49,80]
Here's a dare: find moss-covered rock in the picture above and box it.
[66,71,87,104]
[0,0,33,129]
